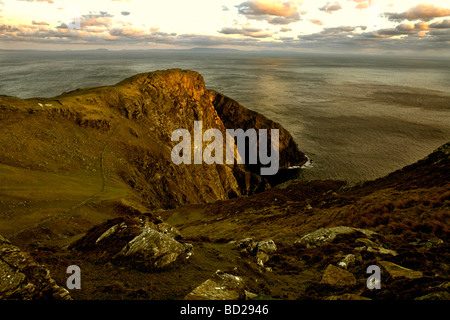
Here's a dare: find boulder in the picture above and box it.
[255,239,277,267]
[296,226,377,247]
[236,238,257,254]
[337,254,356,270]
[355,238,397,256]
[236,238,277,267]
[415,291,450,300]
[379,261,423,279]
[0,235,71,300]
[321,264,357,286]
[70,214,193,271]
[184,270,245,300]
[114,227,192,270]
[326,293,371,300]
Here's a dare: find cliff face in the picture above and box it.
[210,90,306,171]
[0,69,305,243]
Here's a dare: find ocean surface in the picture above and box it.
[1,50,449,183]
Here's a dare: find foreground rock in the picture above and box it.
[184,270,246,300]
[236,238,277,267]
[379,261,423,280]
[326,294,371,300]
[320,264,357,287]
[296,226,377,247]
[69,214,193,271]
[355,238,398,256]
[0,235,71,300]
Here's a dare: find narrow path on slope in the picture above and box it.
[10,123,120,241]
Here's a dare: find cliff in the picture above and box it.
[0,69,305,244]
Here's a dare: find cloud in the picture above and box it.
[319,2,342,14]
[32,20,49,26]
[81,12,114,28]
[121,11,131,16]
[294,24,449,54]
[0,19,261,49]
[237,1,301,25]
[299,25,357,40]
[219,26,272,38]
[1,1,449,55]
[428,28,450,37]
[385,4,450,22]
[0,25,20,33]
[309,19,324,25]
[364,20,450,38]
[326,26,356,33]
[374,26,416,37]
[18,0,54,3]
[1,20,449,55]
[56,23,68,29]
[109,28,146,37]
[429,19,450,29]
[237,0,298,17]
[348,0,370,10]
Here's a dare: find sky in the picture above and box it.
[0,0,450,54]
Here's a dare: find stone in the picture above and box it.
[367,247,398,256]
[337,254,356,270]
[236,238,257,254]
[321,264,357,286]
[115,227,192,270]
[70,214,193,271]
[415,291,450,300]
[296,226,377,247]
[355,238,398,256]
[257,239,277,254]
[379,261,423,279]
[237,238,277,267]
[184,270,245,300]
[244,290,258,300]
[256,239,277,267]
[256,251,271,267]
[0,234,71,300]
[326,293,371,300]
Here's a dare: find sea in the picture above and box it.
[1,49,449,183]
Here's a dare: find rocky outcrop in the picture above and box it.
[295,226,377,247]
[379,261,423,280]
[184,270,246,300]
[355,238,398,256]
[0,235,71,300]
[320,264,357,286]
[69,214,193,271]
[236,238,277,267]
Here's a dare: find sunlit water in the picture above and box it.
[1,50,449,183]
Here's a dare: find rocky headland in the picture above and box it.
[0,70,448,300]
